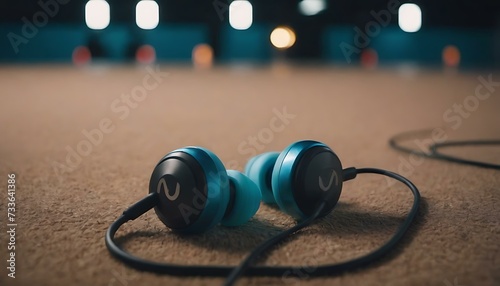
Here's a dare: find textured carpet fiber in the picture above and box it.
[0,65,499,286]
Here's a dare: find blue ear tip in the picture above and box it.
[244,152,280,204]
[221,170,262,227]
[244,155,258,174]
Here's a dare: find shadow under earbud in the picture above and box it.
[180,197,427,257]
[180,218,287,253]
[114,198,427,269]
[309,202,414,235]
[114,217,288,256]
[332,197,427,236]
[303,197,429,271]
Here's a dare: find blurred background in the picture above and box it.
[1,0,499,68]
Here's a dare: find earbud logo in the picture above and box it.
[157,177,180,201]
[319,170,338,192]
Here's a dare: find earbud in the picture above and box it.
[245,140,344,220]
[149,146,261,233]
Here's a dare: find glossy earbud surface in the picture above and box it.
[246,141,343,220]
[149,147,261,233]
[273,141,343,219]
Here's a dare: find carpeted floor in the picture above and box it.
[0,64,499,286]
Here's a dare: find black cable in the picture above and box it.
[388,128,436,158]
[389,129,500,170]
[223,201,327,286]
[105,167,420,286]
[430,140,500,170]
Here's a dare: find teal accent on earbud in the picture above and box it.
[175,147,230,233]
[221,170,262,227]
[272,141,328,220]
[244,152,280,204]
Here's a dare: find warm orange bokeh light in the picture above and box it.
[270,26,296,49]
[192,44,214,69]
[442,45,461,68]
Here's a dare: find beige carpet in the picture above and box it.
[0,64,499,286]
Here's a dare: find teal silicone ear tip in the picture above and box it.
[244,152,280,204]
[221,170,262,227]
[244,155,259,174]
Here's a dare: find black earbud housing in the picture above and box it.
[149,151,208,231]
[292,146,343,217]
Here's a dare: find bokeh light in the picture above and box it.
[135,45,156,64]
[229,1,253,30]
[270,27,296,49]
[360,48,378,69]
[136,0,159,30]
[192,44,214,69]
[298,0,327,16]
[85,0,110,30]
[398,3,422,33]
[442,45,461,68]
[72,46,91,66]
